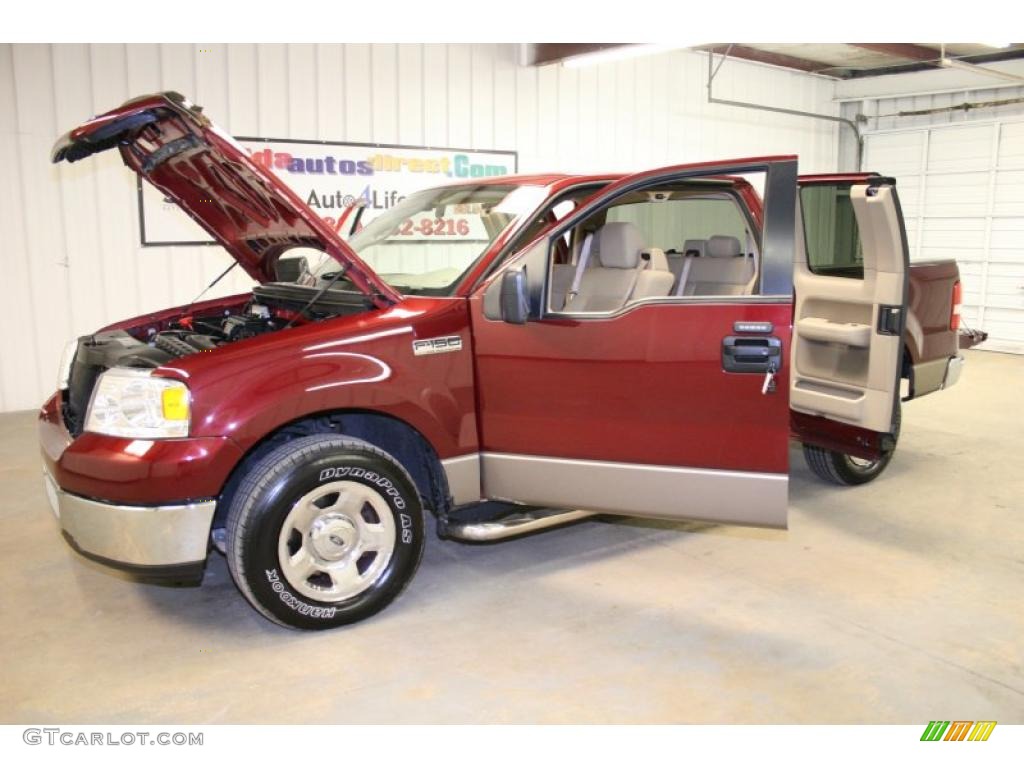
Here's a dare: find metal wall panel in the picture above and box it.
[0,43,839,413]
[865,117,1024,354]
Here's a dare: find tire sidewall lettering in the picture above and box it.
[265,568,338,619]
[317,465,407,510]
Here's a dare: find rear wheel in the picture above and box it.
[225,435,424,630]
[802,403,901,486]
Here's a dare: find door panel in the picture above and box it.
[469,158,798,528]
[792,180,908,435]
[471,302,792,473]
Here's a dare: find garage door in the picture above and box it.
[864,119,1024,354]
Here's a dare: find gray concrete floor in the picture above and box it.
[1,349,1022,724]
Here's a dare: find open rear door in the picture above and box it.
[791,175,909,459]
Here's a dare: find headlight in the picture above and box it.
[84,368,191,438]
[57,339,78,391]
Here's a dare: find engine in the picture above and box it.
[151,303,282,358]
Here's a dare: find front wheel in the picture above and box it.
[225,435,424,630]
[802,404,901,486]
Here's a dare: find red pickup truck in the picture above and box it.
[40,93,966,629]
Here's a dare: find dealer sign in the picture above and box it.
[139,137,517,246]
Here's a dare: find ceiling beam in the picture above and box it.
[696,45,833,74]
[843,47,1024,80]
[835,57,1024,99]
[849,43,941,62]
[527,44,626,67]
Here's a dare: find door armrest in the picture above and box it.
[796,317,871,348]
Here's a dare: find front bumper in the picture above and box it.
[38,391,235,581]
[43,470,215,579]
[39,391,244,506]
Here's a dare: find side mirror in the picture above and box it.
[481,238,547,322]
[499,266,530,325]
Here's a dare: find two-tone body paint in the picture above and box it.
[35,172,597,509]
[39,162,956,507]
[39,296,479,506]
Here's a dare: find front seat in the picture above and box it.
[564,222,673,312]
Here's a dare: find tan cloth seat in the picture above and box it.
[666,238,706,292]
[635,247,675,301]
[678,235,755,296]
[564,223,674,312]
[549,263,576,311]
[682,238,707,258]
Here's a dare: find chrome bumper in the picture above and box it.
[43,471,215,575]
[942,354,965,390]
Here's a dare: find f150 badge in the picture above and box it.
[412,336,463,356]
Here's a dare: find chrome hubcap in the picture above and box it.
[277,480,396,603]
[309,514,357,560]
[846,455,879,472]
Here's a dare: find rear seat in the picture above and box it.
[675,235,755,296]
[666,239,706,293]
[552,230,755,309]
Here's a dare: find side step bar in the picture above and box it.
[443,508,595,542]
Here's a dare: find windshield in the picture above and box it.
[310,184,548,295]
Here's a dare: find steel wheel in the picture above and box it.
[277,480,397,603]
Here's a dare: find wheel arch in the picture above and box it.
[212,409,451,531]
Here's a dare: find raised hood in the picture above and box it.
[52,91,399,305]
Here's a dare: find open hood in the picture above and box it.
[52,92,400,306]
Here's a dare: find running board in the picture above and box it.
[443,508,595,542]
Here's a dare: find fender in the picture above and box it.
[169,297,478,462]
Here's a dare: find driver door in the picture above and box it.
[468,157,799,528]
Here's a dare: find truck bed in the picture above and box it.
[905,259,967,399]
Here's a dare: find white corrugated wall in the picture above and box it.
[0,44,839,413]
[850,90,1024,353]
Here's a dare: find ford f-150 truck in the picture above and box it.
[40,93,967,629]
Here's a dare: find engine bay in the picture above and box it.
[150,302,285,360]
[61,282,372,435]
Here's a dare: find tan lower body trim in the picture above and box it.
[480,453,788,529]
[440,454,482,506]
[911,357,948,399]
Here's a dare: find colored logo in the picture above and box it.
[247,149,509,179]
[920,721,997,741]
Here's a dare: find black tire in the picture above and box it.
[802,403,902,486]
[225,435,424,630]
